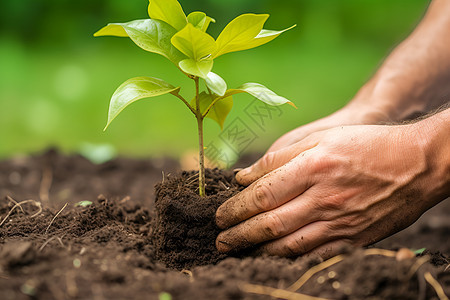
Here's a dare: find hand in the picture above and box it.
[216,122,446,259]
[265,104,388,153]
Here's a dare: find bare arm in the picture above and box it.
[268,0,450,152]
[350,0,450,122]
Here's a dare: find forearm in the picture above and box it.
[347,0,450,122]
[411,107,450,209]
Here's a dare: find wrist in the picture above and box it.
[346,73,431,123]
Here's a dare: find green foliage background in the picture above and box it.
[0,0,428,160]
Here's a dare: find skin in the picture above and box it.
[215,0,450,259]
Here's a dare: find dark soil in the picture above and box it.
[152,169,244,269]
[0,150,449,300]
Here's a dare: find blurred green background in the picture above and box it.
[0,0,428,161]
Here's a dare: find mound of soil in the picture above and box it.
[0,150,449,299]
[152,169,244,269]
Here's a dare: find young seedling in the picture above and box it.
[95,0,296,197]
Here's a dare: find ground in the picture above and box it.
[0,150,449,299]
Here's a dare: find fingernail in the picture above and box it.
[236,167,251,180]
[215,209,226,229]
[216,238,232,253]
[233,168,243,174]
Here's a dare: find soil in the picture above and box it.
[0,150,449,300]
[152,169,244,270]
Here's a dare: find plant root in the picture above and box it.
[44,202,68,235]
[6,195,24,213]
[240,283,329,300]
[287,249,396,292]
[424,272,449,300]
[0,197,42,227]
[407,255,430,279]
[39,235,67,252]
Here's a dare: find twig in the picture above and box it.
[39,167,53,203]
[0,199,42,227]
[288,249,396,292]
[44,203,68,235]
[240,283,329,300]
[424,272,449,300]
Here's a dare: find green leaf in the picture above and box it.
[213,14,269,58]
[413,248,426,255]
[205,72,227,96]
[239,25,296,51]
[224,83,296,107]
[148,0,187,31]
[171,23,217,60]
[75,201,93,207]
[191,92,233,129]
[93,24,128,37]
[179,58,213,79]
[187,11,216,32]
[105,77,180,130]
[94,19,187,64]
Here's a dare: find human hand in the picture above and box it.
[266,104,388,154]
[216,121,447,259]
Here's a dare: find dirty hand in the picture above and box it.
[216,120,448,258]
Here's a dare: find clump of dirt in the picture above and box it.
[151,169,244,269]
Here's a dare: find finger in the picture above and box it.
[216,151,316,230]
[256,221,338,257]
[302,240,352,260]
[236,133,322,186]
[266,127,308,153]
[216,193,319,253]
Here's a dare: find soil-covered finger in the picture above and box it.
[256,221,340,257]
[216,193,320,253]
[216,153,315,230]
[236,137,321,186]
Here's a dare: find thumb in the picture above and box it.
[236,133,322,186]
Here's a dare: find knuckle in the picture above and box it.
[253,182,277,211]
[261,212,286,239]
[325,216,359,235]
[309,153,336,174]
[315,192,347,211]
[259,152,276,170]
[283,237,307,256]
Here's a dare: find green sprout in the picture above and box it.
[95,0,296,196]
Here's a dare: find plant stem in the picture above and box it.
[173,92,196,115]
[194,77,206,197]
